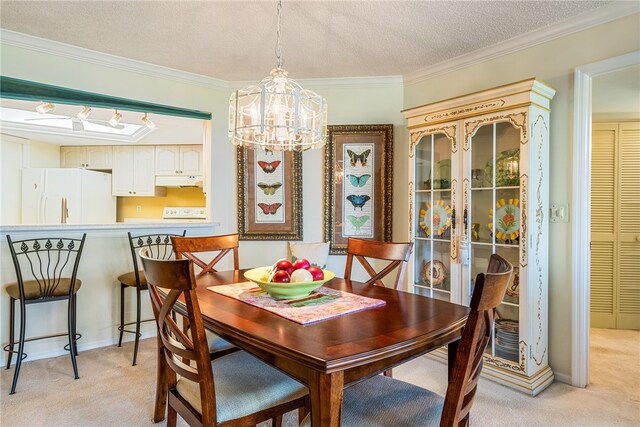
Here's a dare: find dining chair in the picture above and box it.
[140,249,309,427]
[117,231,185,366]
[344,238,414,289]
[310,253,513,427]
[3,234,87,395]
[344,238,413,377]
[170,233,239,276]
[170,234,240,357]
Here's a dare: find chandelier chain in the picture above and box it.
[275,0,283,69]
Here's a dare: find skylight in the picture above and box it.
[0,107,154,142]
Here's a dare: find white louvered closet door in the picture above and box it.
[591,122,640,330]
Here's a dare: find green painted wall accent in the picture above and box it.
[0,76,212,120]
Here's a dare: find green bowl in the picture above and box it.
[244,266,335,299]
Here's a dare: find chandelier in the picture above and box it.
[229,0,327,151]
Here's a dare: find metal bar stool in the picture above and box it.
[3,234,87,395]
[117,231,185,366]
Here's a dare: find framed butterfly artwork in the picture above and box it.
[236,147,302,240]
[323,124,393,254]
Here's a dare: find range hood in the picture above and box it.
[155,175,203,188]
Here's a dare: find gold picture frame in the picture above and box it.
[237,147,303,240]
[323,124,393,254]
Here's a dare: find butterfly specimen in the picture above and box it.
[346,149,371,167]
[346,215,370,232]
[346,174,371,187]
[257,182,282,195]
[346,194,371,210]
[257,160,281,173]
[257,203,282,215]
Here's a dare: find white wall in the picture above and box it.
[403,13,640,382]
[0,41,403,362]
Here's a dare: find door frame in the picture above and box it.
[571,50,640,387]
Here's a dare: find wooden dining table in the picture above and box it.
[155,269,470,427]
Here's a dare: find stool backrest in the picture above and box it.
[127,231,186,286]
[6,234,86,300]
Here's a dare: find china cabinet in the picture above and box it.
[403,78,555,395]
[61,145,112,169]
[155,145,202,176]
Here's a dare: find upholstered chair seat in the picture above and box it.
[176,351,307,422]
[300,375,444,427]
[117,271,146,288]
[5,278,81,300]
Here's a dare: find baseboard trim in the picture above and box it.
[554,371,572,385]
[1,332,155,367]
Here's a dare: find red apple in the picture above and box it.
[272,270,291,283]
[292,258,311,271]
[276,259,294,274]
[307,266,324,281]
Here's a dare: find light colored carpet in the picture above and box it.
[1,328,638,426]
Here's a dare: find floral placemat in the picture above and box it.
[207,282,386,325]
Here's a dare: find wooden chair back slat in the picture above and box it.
[171,234,239,276]
[140,249,218,425]
[440,253,513,427]
[344,238,413,289]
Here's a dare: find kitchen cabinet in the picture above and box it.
[155,145,202,176]
[61,146,112,169]
[112,146,163,196]
[403,78,555,395]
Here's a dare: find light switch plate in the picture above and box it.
[550,203,569,223]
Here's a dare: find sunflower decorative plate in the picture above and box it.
[489,198,520,242]
[419,200,452,237]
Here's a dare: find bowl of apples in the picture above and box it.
[244,258,335,299]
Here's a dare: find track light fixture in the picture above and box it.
[109,110,122,127]
[77,106,92,120]
[36,102,54,114]
[142,113,156,129]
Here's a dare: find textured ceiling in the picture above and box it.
[0,1,611,80]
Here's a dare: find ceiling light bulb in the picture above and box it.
[142,113,156,129]
[77,106,92,120]
[109,110,122,127]
[36,102,54,114]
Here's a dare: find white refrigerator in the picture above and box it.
[22,168,116,224]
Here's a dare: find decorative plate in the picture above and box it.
[489,198,520,242]
[506,266,520,298]
[423,260,447,287]
[419,200,452,236]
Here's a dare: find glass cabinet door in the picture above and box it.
[467,121,521,363]
[413,132,454,302]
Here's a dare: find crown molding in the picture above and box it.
[0,29,231,90]
[1,29,402,91]
[404,1,640,85]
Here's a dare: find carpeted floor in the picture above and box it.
[1,328,638,426]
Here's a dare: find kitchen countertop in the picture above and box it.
[0,221,220,234]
